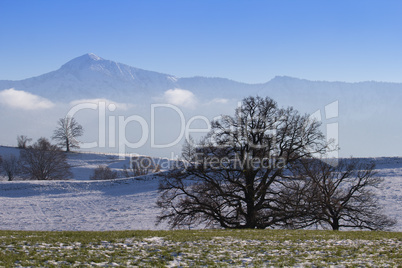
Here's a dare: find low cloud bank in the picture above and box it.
[0,88,54,110]
[163,88,197,109]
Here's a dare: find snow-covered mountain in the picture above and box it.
[1,53,401,106]
[0,53,179,101]
[0,53,254,101]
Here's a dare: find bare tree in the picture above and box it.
[157,96,328,229]
[52,116,83,152]
[17,135,32,149]
[1,154,20,181]
[285,158,396,230]
[90,165,118,180]
[19,138,72,180]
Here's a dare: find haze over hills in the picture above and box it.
[0,53,401,157]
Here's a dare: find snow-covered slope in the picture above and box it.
[0,146,400,231]
[0,177,164,231]
[0,146,169,230]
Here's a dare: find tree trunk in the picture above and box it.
[245,205,257,229]
[331,218,340,230]
[245,172,257,229]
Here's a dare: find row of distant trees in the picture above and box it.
[0,117,83,180]
[157,96,396,231]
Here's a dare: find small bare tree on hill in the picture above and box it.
[17,135,32,149]
[52,116,83,152]
[1,154,20,181]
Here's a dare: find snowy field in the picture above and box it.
[0,146,401,231]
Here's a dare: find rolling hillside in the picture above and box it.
[0,146,400,231]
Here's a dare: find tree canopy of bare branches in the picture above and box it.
[157,96,328,229]
[283,158,396,230]
[1,154,20,181]
[19,138,72,180]
[52,116,83,152]
[17,135,32,149]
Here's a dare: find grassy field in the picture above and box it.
[0,229,401,267]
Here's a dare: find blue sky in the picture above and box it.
[1,0,402,83]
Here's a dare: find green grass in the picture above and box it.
[0,229,401,267]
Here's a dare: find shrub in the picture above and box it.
[19,138,72,180]
[90,165,118,180]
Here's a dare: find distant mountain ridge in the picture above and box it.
[1,53,401,105]
[0,53,260,101]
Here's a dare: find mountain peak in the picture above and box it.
[60,53,105,71]
[87,53,102,61]
[75,53,103,62]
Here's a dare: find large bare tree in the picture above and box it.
[52,116,83,152]
[283,158,396,230]
[19,138,72,180]
[157,96,328,229]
